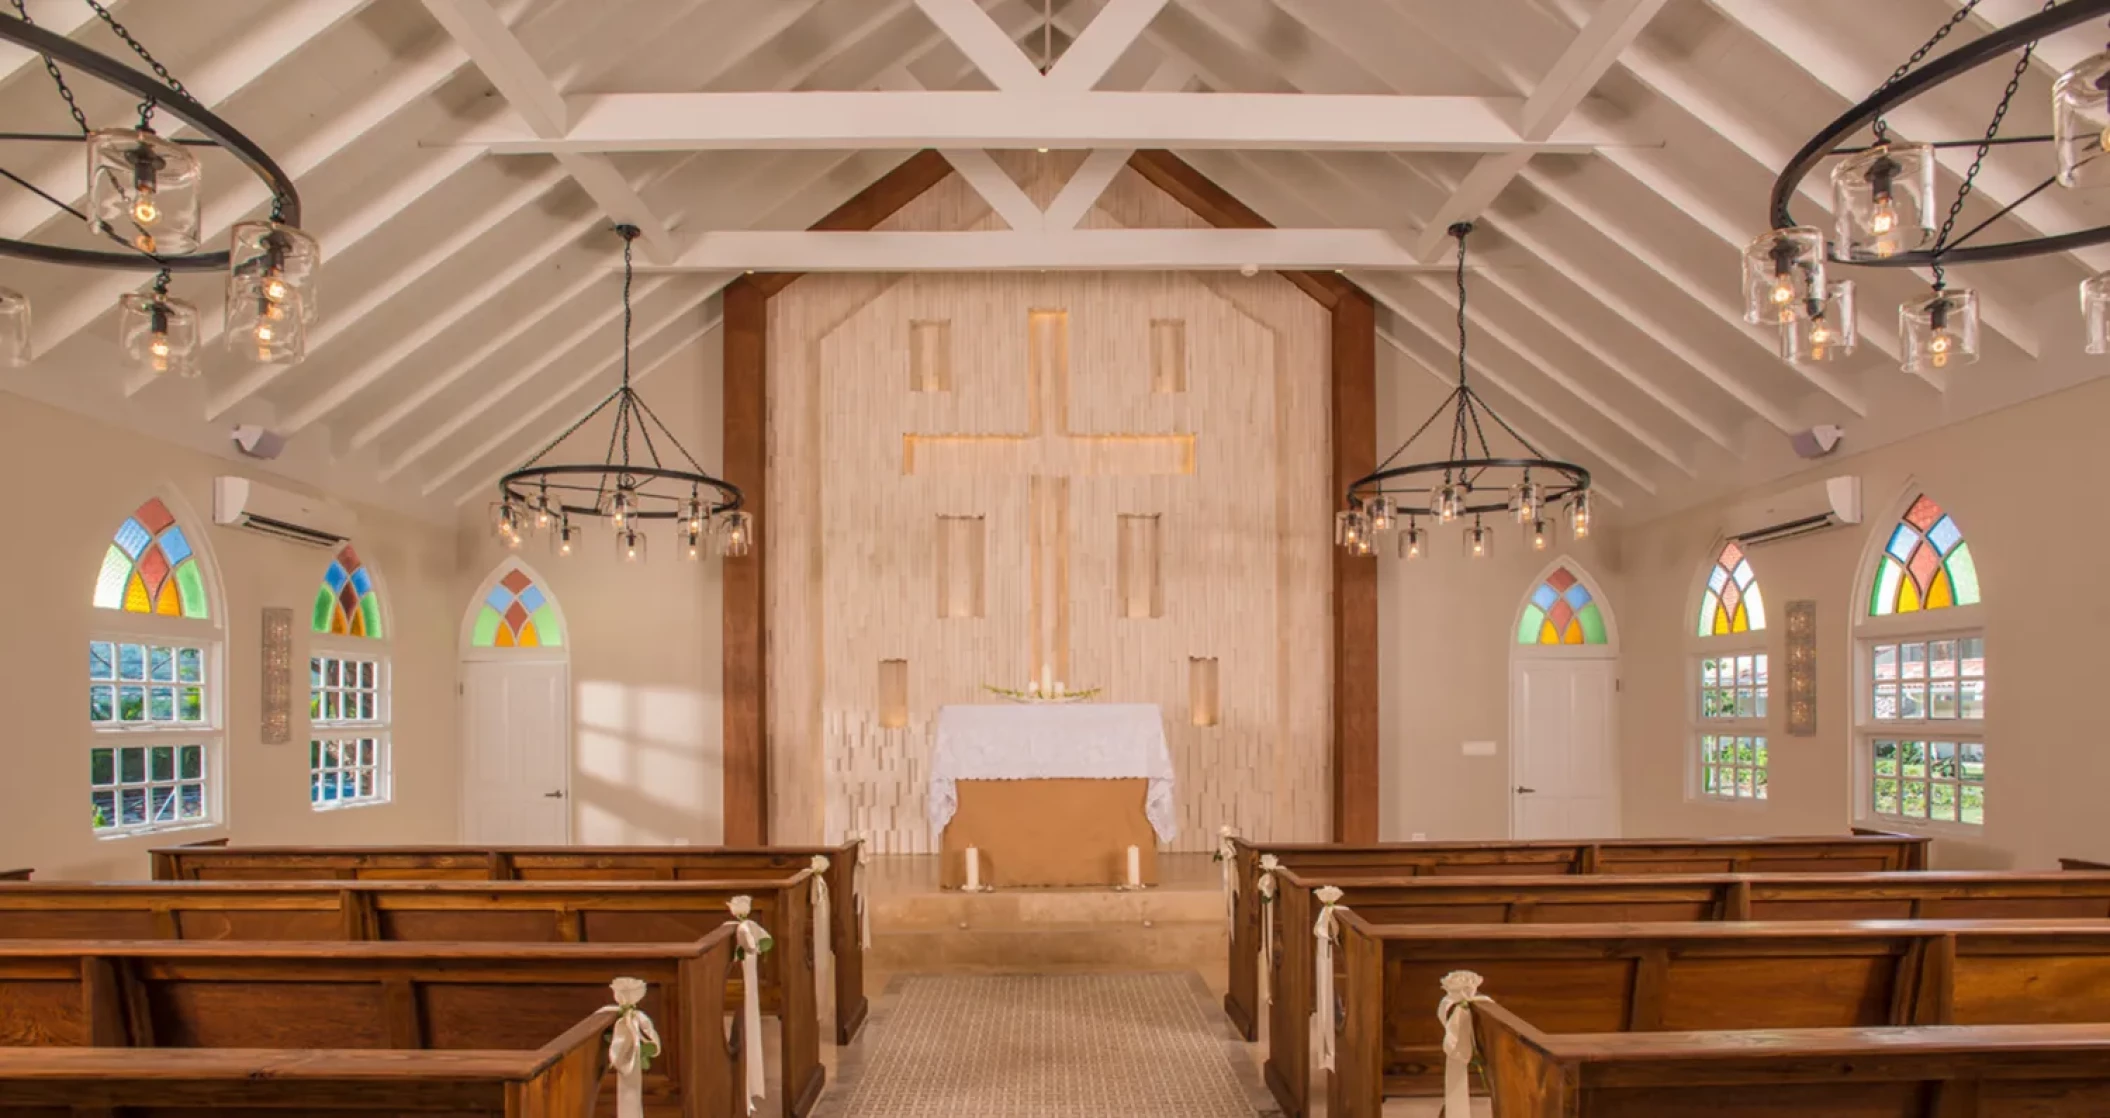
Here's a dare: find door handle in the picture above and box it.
[1514,786,1536,794]
[543,790,565,799]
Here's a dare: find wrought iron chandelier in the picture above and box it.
[495,225,748,564]
[1746,0,2110,374]
[1338,223,1593,561]
[0,2,317,376]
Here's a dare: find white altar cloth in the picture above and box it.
[928,703,1177,842]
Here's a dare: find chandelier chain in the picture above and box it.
[1872,0,1981,142]
[81,0,187,129]
[1927,0,2048,287]
[11,0,89,135]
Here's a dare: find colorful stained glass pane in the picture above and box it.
[315,545,383,639]
[529,605,563,646]
[519,585,545,613]
[312,586,335,632]
[472,607,502,647]
[1871,497,1981,616]
[501,568,533,594]
[472,566,564,648]
[1518,565,1608,645]
[1697,542,1766,635]
[96,499,209,618]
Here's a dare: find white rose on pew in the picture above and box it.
[611,976,649,1007]
[1440,971,1484,1002]
[606,977,662,1072]
[1256,855,1281,902]
[728,895,775,959]
[1315,885,1344,906]
[811,855,830,873]
[1213,824,1237,862]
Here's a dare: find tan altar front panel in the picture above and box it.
[766,152,1333,853]
[938,779,1160,888]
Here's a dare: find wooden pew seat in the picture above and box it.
[1470,1000,2110,1118]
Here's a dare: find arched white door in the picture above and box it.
[1508,560,1620,839]
[458,561,572,844]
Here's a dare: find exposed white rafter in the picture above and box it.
[1412,0,1672,261]
[940,149,1045,230]
[914,0,1045,90]
[439,91,1643,153]
[1044,148,1136,230]
[641,227,1448,272]
[419,0,679,263]
[0,1,96,86]
[1045,0,1169,92]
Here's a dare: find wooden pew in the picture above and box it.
[0,878,818,1117]
[0,928,772,1118]
[1465,999,2110,1118]
[2064,856,2110,871]
[0,1009,628,1117]
[151,839,869,1043]
[1222,830,1928,1041]
[0,868,29,881]
[1263,868,2110,1118]
[1327,916,2110,1118]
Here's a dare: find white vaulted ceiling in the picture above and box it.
[1,0,2104,524]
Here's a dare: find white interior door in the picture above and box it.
[1510,658,1619,839]
[461,659,570,844]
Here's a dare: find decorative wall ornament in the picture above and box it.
[1785,600,1817,737]
[260,606,293,744]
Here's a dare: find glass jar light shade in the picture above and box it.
[1830,144,1935,261]
[2054,52,2110,189]
[1399,523,1426,560]
[2084,273,2110,354]
[1568,490,1593,541]
[224,277,305,363]
[609,485,636,531]
[556,519,579,556]
[1510,480,1541,525]
[1781,281,1858,363]
[1432,481,1468,523]
[619,528,647,564]
[720,510,754,558]
[1741,227,1825,325]
[491,500,524,543]
[1364,495,1394,533]
[1463,520,1493,559]
[0,287,27,367]
[117,292,199,377]
[1529,517,1552,552]
[228,220,321,324]
[87,128,203,255]
[1900,288,1981,375]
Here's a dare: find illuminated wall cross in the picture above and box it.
[904,310,1194,683]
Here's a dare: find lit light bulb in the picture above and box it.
[557,519,577,557]
[1769,278,1795,306]
[1401,525,1425,561]
[148,333,171,373]
[1928,332,1952,354]
[1869,197,1897,236]
[1465,520,1491,559]
[254,323,274,343]
[264,277,289,302]
[1530,518,1550,552]
[1569,493,1593,541]
[132,193,158,226]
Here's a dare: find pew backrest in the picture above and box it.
[0,931,757,1118]
[1466,999,2110,1118]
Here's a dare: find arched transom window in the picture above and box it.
[93,497,208,619]
[473,567,564,648]
[1516,566,1607,646]
[1697,540,1766,636]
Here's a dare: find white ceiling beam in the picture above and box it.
[1383,273,1694,476]
[645,227,1450,272]
[1955,0,2094,81]
[913,0,1045,90]
[0,1,97,85]
[432,301,720,498]
[418,0,679,263]
[1708,0,2110,280]
[380,276,680,477]
[0,0,368,242]
[357,265,615,456]
[1412,0,1672,260]
[1044,148,1135,231]
[441,91,1644,153]
[940,149,1045,230]
[202,163,568,421]
[1516,165,1869,417]
[1045,0,1168,92]
[33,36,476,358]
[1379,331,1628,510]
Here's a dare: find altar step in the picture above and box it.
[868,880,1228,975]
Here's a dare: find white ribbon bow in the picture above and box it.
[1256,854,1281,1003]
[809,854,833,959]
[1214,825,1240,927]
[1438,970,1491,1118]
[1312,885,1345,1072]
[603,977,663,1118]
[854,835,871,950]
[728,895,773,1115]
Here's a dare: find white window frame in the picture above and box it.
[1689,544,1771,805]
[1854,607,1987,833]
[309,640,392,811]
[89,611,224,839]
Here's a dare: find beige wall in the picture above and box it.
[454,336,727,846]
[0,394,461,880]
[1374,350,1623,841]
[1615,369,2110,870]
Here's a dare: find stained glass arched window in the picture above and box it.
[1697,541,1767,636]
[1517,565,1608,646]
[314,545,384,638]
[1870,494,1981,616]
[472,566,563,648]
[93,497,208,619]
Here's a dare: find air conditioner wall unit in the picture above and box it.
[213,477,355,548]
[1726,476,1861,546]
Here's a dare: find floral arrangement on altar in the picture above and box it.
[983,670,1099,704]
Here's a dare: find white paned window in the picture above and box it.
[1691,541,1769,802]
[310,654,390,808]
[1856,493,1987,830]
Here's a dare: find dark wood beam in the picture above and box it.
[1124,150,1356,309]
[1330,287,1380,842]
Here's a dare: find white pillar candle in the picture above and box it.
[1127,844,1141,887]
[965,845,981,890]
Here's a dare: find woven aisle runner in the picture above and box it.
[817,974,1276,1118]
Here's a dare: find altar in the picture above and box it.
[929,703,1177,888]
